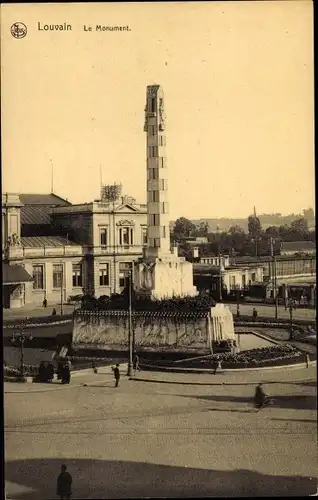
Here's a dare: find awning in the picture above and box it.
[2,263,33,285]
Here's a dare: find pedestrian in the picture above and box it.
[56,464,72,500]
[52,308,57,316]
[214,358,222,375]
[133,354,140,372]
[252,308,258,321]
[113,363,120,387]
[306,354,310,368]
[254,383,266,410]
[92,361,98,374]
[43,298,47,308]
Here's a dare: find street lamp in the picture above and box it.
[288,298,294,341]
[60,260,64,316]
[269,237,278,320]
[10,317,33,382]
[126,269,133,377]
[236,286,240,317]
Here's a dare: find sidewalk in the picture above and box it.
[5,362,316,393]
[4,363,128,393]
[131,363,317,386]
[3,304,75,320]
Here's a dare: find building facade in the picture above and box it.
[51,196,147,297]
[2,191,148,308]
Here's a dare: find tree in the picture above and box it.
[248,215,262,237]
[290,218,309,234]
[228,225,245,234]
[172,217,196,240]
[302,207,314,220]
[265,226,280,238]
[197,221,209,237]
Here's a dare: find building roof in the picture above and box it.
[21,236,77,247]
[2,263,33,285]
[19,193,71,206]
[281,241,316,253]
[20,193,71,225]
[21,205,52,225]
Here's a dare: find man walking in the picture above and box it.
[56,464,72,500]
[133,353,140,372]
[113,363,120,387]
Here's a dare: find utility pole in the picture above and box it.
[270,237,278,320]
[60,260,64,316]
[288,298,294,340]
[11,317,33,381]
[216,225,222,301]
[236,286,240,317]
[126,270,133,377]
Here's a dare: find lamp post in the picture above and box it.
[60,260,64,316]
[10,317,33,382]
[236,286,240,318]
[288,298,294,341]
[269,237,278,320]
[126,269,133,377]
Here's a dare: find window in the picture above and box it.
[161,202,168,214]
[119,262,132,288]
[148,146,158,158]
[161,226,167,238]
[99,263,110,286]
[149,191,159,203]
[33,265,44,290]
[159,157,166,168]
[149,238,155,247]
[159,179,168,191]
[150,98,156,113]
[149,125,157,135]
[159,135,165,146]
[100,227,108,246]
[242,275,246,288]
[148,168,159,180]
[141,227,148,245]
[53,264,63,289]
[149,214,160,226]
[72,264,82,287]
[119,227,134,246]
[251,272,256,282]
[154,238,160,248]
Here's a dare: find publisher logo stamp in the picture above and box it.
[11,22,27,39]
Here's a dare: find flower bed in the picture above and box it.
[234,315,315,327]
[138,344,303,369]
[3,314,73,328]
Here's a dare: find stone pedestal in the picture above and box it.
[209,304,235,342]
[134,252,197,299]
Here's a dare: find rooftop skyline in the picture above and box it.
[2,2,314,219]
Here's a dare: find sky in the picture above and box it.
[1,1,315,220]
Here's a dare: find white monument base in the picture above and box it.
[134,253,197,299]
[209,303,235,342]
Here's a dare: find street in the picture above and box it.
[228,302,316,321]
[5,366,317,499]
[3,303,316,323]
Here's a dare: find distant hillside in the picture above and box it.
[170,213,315,232]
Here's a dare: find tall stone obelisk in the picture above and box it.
[134,84,197,299]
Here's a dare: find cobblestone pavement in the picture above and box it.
[4,366,317,499]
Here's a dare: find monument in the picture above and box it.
[134,84,197,299]
[72,84,235,351]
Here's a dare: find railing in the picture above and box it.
[5,245,83,259]
[85,245,145,255]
